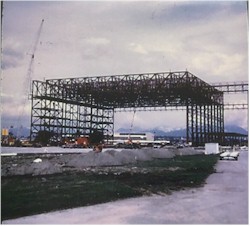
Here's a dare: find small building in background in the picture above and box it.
[1,128,10,146]
[2,128,9,136]
[114,132,154,143]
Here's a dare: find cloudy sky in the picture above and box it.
[1,1,248,132]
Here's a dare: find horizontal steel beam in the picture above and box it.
[212,82,248,93]
[224,103,248,110]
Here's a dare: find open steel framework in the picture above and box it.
[30,71,224,146]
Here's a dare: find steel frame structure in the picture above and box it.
[212,81,248,93]
[30,71,224,146]
[213,82,248,110]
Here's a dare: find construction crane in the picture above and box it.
[26,19,44,94]
[128,96,140,142]
[16,19,44,138]
[128,109,136,143]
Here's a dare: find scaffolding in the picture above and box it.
[30,71,224,146]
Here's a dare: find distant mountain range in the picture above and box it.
[117,125,248,137]
[224,125,248,135]
[2,124,248,138]
[116,127,186,137]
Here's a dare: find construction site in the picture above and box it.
[0,18,247,148]
[29,70,248,147]
[1,3,248,224]
[2,71,248,148]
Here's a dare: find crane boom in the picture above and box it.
[32,19,44,59]
[128,109,136,141]
[26,19,44,92]
[16,19,44,138]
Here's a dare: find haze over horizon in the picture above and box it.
[1,1,248,131]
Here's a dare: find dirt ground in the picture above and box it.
[1,147,203,176]
[3,151,248,224]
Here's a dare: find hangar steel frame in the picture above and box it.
[30,71,224,146]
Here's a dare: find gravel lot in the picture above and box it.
[3,150,248,224]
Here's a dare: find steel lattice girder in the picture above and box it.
[30,71,224,145]
[45,71,223,107]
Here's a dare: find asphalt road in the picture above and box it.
[3,151,248,224]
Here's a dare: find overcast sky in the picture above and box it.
[1,1,248,132]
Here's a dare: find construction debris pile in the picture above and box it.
[2,148,204,176]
